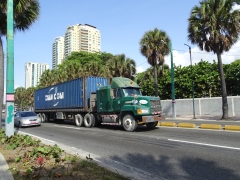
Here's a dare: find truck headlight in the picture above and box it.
[137,109,149,114]
[132,100,138,104]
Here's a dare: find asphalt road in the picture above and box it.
[2,117,239,180]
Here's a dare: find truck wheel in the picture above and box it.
[91,114,101,127]
[75,114,83,127]
[46,113,50,122]
[146,122,158,130]
[43,113,49,122]
[41,113,46,123]
[84,114,94,128]
[38,113,43,122]
[122,114,138,132]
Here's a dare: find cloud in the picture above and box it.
[137,40,240,73]
[232,4,240,11]
[136,66,144,73]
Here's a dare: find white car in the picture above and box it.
[14,111,41,127]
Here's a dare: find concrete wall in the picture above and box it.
[161,96,240,116]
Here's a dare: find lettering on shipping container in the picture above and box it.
[45,92,64,101]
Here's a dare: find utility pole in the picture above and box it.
[161,40,176,118]
[184,44,196,119]
[5,0,14,137]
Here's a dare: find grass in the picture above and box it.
[0,129,130,180]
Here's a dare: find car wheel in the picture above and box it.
[122,114,138,132]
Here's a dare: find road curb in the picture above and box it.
[225,125,240,131]
[178,123,196,128]
[158,121,240,132]
[200,124,222,130]
[160,122,176,127]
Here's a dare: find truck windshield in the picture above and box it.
[122,88,141,97]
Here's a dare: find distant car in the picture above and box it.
[14,111,41,127]
[2,109,5,113]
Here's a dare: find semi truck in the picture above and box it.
[34,76,165,132]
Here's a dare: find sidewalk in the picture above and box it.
[166,115,240,121]
[0,153,14,180]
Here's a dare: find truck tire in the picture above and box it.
[84,114,94,128]
[41,113,46,123]
[38,113,43,122]
[122,114,138,132]
[75,114,83,127]
[91,114,101,127]
[43,113,49,122]
[146,122,158,130]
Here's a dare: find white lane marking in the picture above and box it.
[18,131,55,143]
[54,125,81,130]
[168,139,240,150]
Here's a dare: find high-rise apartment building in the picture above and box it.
[64,24,101,58]
[52,36,64,69]
[25,62,49,88]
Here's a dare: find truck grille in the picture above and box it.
[150,100,161,113]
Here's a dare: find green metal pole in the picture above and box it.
[170,42,176,118]
[185,44,196,119]
[5,0,14,137]
[189,46,196,119]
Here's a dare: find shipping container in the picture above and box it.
[34,77,108,111]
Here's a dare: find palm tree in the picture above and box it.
[25,87,36,111]
[64,61,83,80]
[140,28,171,97]
[83,61,106,77]
[122,58,136,80]
[38,69,51,88]
[0,0,40,128]
[106,54,136,79]
[14,87,26,111]
[137,64,169,87]
[187,0,240,119]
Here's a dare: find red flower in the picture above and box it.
[37,157,44,165]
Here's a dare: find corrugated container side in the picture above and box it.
[85,77,109,107]
[34,78,83,110]
[34,77,108,110]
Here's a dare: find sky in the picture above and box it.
[2,0,240,90]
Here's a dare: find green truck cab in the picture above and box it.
[96,77,165,131]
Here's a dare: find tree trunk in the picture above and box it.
[216,51,228,119]
[0,38,4,129]
[154,64,158,96]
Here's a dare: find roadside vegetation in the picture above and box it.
[15,56,240,112]
[0,129,129,180]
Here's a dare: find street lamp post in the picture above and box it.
[184,44,196,119]
[5,0,15,137]
[162,40,176,118]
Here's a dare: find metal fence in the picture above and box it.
[162,96,240,117]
